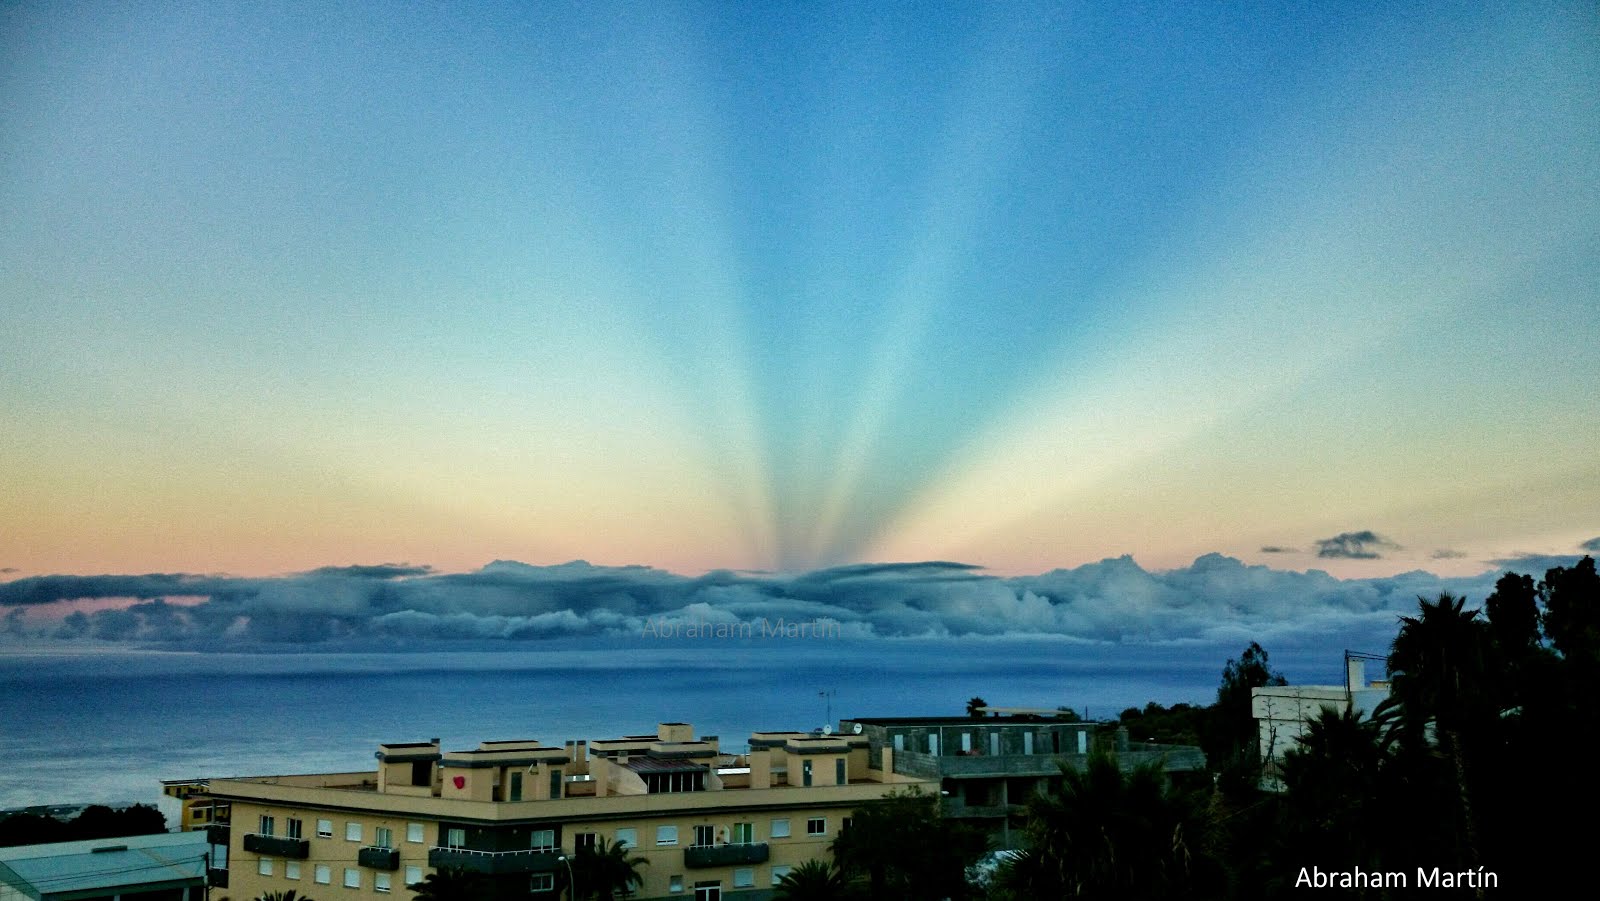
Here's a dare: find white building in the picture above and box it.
[1252,656,1390,791]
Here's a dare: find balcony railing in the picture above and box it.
[204,824,230,845]
[684,843,769,868]
[358,846,400,870]
[427,846,562,875]
[242,834,310,859]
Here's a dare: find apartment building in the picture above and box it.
[843,714,1206,848]
[200,722,933,901]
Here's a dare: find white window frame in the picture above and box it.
[806,817,826,836]
[769,818,790,838]
[345,822,363,842]
[258,858,274,877]
[314,865,332,885]
[374,826,393,849]
[616,827,637,849]
[317,818,333,838]
[733,867,754,887]
[406,822,424,844]
[531,828,555,852]
[772,864,792,885]
[731,822,754,844]
[285,861,301,880]
[374,872,392,894]
[446,828,466,848]
[259,814,275,836]
[530,872,555,892]
[656,824,679,846]
[404,865,423,888]
[344,867,361,888]
[669,874,684,893]
[286,817,303,839]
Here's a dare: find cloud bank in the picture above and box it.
[2,553,1573,650]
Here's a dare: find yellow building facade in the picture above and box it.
[202,722,932,901]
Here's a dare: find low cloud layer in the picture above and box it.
[2,552,1576,650]
[1315,530,1401,559]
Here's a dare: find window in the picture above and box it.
[575,832,597,851]
[802,760,812,786]
[509,771,523,802]
[836,759,846,784]
[656,825,679,846]
[406,822,424,843]
[731,822,753,845]
[259,815,275,836]
[928,734,939,755]
[285,861,301,880]
[772,865,792,885]
[530,873,555,892]
[375,872,391,894]
[259,858,274,876]
[345,822,363,842]
[842,817,853,833]
[961,731,972,752]
[990,733,1000,756]
[410,760,431,787]
[893,734,904,751]
[692,825,714,848]
[286,817,303,839]
[806,817,825,836]
[1023,733,1034,755]
[694,883,721,901]
[549,768,562,799]
[669,875,684,893]
[315,865,332,885]
[530,829,555,852]
[770,818,789,838]
[446,828,466,849]
[344,867,360,888]
[733,868,754,887]
[615,828,637,849]
[404,866,423,888]
[317,818,334,838]
[374,826,393,849]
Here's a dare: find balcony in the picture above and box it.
[358,846,400,870]
[427,847,563,875]
[208,867,229,888]
[684,843,769,869]
[204,824,230,845]
[243,834,310,859]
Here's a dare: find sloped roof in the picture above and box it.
[0,831,208,899]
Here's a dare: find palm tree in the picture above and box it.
[1388,592,1494,869]
[254,892,316,901]
[1019,751,1218,899]
[773,859,854,900]
[407,866,483,901]
[570,836,648,901]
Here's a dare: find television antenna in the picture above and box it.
[819,689,837,729]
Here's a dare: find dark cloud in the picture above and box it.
[1259,546,1296,554]
[1580,537,1600,552]
[1431,549,1467,559]
[1487,554,1585,574]
[0,554,1525,650]
[300,564,434,579]
[1315,531,1401,560]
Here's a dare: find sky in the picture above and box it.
[2,1,1598,643]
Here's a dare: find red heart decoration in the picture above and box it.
[452,776,466,789]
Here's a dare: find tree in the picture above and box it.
[773,859,854,900]
[407,866,483,901]
[1014,751,1220,899]
[569,837,648,901]
[831,787,987,900]
[255,892,316,901]
[1203,642,1285,791]
[966,696,988,718]
[1541,555,1600,664]
[1388,592,1495,871]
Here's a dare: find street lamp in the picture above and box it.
[555,852,576,900]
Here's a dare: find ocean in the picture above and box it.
[0,636,1348,820]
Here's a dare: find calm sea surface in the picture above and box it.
[0,637,1346,819]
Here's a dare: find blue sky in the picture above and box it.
[2,1,1597,593]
